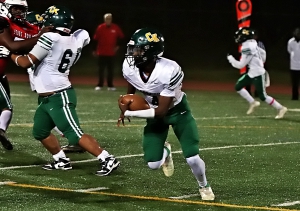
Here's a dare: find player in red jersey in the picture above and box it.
[0,0,51,150]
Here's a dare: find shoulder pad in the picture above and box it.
[72,29,90,47]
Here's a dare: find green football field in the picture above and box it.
[0,82,300,211]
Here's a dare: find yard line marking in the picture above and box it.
[169,194,199,199]
[7,113,300,127]
[0,181,15,185]
[0,142,299,171]
[273,201,300,207]
[75,187,109,192]
[3,182,300,211]
[287,109,300,112]
[11,93,29,97]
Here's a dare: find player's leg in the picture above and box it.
[0,80,13,150]
[290,70,299,100]
[95,56,105,90]
[253,75,287,119]
[32,99,72,170]
[170,95,214,200]
[107,56,115,90]
[49,89,119,175]
[143,118,170,173]
[235,74,260,114]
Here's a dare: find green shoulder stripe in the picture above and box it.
[241,48,252,55]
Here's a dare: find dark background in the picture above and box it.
[24,0,300,82]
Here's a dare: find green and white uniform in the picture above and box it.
[31,29,90,144]
[229,39,268,100]
[123,57,200,161]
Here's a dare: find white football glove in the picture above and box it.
[227,55,235,63]
[0,46,10,58]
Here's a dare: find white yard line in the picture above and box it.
[0,181,16,185]
[11,94,29,97]
[10,114,300,126]
[272,201,300,207]
[74,187,109,192]
[0,142,299,171]
[169,194,200,199]
[286,109,300,112]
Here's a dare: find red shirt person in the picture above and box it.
[93,13,124,91]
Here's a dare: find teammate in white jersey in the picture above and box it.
[10,5,119,176]
[227,27,287,119]
[118,28,215,200]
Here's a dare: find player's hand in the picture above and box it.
[117,112,131,127]
[117,95,131,126]
[38,26,54,36]
[227,54,235,63]
[118,95,132,113]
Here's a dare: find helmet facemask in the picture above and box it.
[126,44,152,68]
[7,5,27,23]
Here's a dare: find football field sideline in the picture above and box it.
[0,181,299,211]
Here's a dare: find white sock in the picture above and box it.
[53,126,64,136]
[97,150,110,161]
[186,155,208,187]
[148,148,168,169]
[53,150,66,161]
[0,110,12,131]
[264,96,283,110]
[237,89,255,104]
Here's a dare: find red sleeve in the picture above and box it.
[116,25,124,39]
[93,25,101,40]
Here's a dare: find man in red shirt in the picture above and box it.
[93,13,124,91]
[0,0,50,150]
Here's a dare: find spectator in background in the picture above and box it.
[93,13,124,91]
[287,27,300,100]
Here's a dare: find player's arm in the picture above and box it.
[10,34,52,68]
[0,19,52,53]
[287,40,292,54]
[121,67,183,119]
[126,82,136,94]
[227,48,253,69]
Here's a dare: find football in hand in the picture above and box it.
[121,94,150,111]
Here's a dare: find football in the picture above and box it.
[121,94,150,111]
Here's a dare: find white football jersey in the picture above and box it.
[31,29,90,93]
[122,57,184,108]
[241,39,265,77]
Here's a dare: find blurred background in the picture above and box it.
[17,0,300,84]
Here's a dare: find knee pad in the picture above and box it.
[32,129,50,141]
[148,161,162,170]
[65,133,81,145]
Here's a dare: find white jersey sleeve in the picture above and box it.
[37,32,58,51]
[160,65,184,97]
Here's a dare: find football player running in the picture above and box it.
[118,28,215,200]
[25,10,74,151]
[227,27,287,119]
[10,5,120,176]
[0,0,51,150]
